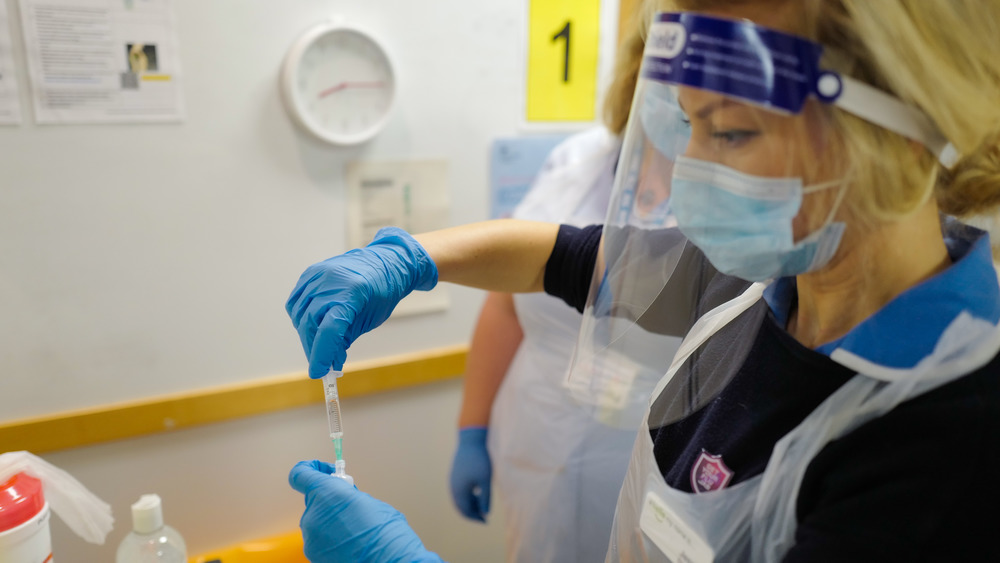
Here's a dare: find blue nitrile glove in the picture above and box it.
[289,460,444,563]
[448,427,491,522]
[286,227,438,378]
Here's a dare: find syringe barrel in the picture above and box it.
[323,372,344,436]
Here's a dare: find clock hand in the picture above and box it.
[318,81,386,99]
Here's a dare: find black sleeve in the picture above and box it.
[603,225,734,337]
[542,223,739,334]
[544,224,603,313]
[784,365,1000,562]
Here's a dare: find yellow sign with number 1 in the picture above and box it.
[526,0,601,122]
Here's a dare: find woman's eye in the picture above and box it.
[710,129,758,146]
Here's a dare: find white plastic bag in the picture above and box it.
[0,451,114,545]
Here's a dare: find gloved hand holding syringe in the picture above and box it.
[323,371,354,485]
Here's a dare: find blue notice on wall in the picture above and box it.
[489,135,567,219]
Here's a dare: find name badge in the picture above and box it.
[639,491,715,563]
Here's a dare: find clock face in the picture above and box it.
[283,24,395,145]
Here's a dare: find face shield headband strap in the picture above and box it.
[643,12,959,168]
[828,76,958,168]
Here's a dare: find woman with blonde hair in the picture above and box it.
[447,17,682,563]
[286,0,1000,560]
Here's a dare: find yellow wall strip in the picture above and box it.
[0,345,467,455]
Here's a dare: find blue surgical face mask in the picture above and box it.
[640,81,691,160]
[670,156,846,281]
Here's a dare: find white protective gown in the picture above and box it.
[488,127,646,563]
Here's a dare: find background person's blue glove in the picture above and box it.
[448,427,491,522]
[286,227,438,378]
[289,460,444,563]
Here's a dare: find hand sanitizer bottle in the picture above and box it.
[115,494,187,563]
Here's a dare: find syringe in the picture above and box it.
[322,371,349,480]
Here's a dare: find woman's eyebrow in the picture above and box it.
[694,98,740,119]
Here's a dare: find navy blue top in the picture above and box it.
[544,222,1000,561]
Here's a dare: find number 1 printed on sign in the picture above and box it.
[526,0,600,122]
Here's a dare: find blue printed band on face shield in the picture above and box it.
[638,12,956,166]
[642,12,825,114]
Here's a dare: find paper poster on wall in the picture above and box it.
[489,135,567,218]
[0,1,23,124]
[346,159,451,317]
[18,0,184,123]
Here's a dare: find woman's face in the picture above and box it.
[670,2,850,243]
[676,86,845,243]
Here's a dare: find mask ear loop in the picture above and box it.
[802,176,850,231]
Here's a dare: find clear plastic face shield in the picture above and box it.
[565,12,956,428]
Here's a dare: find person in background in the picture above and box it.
[447,19,659,563]
[286,0,1000,561]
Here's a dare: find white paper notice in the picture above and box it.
[18,0,183,123]
[0,1,23,124]
[346,160,451,317]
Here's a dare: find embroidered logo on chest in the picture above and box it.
[691,450,734,494]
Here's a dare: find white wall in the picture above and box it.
[0,0,618,560]
[0,0,535,419]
